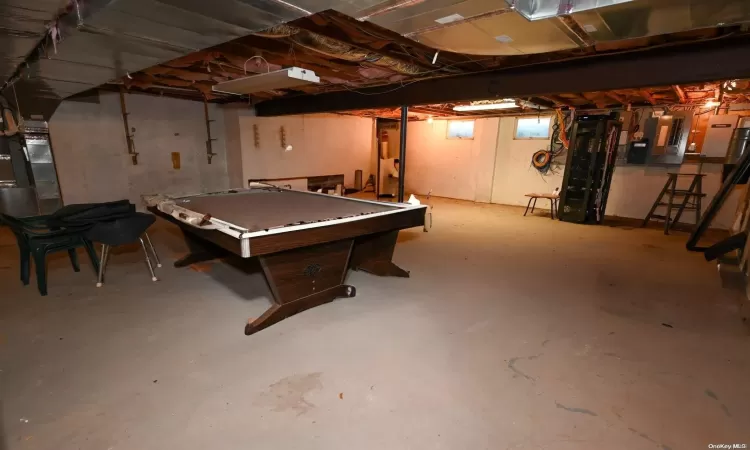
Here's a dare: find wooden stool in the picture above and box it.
[524,190,560,220]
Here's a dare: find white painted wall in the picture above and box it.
[233,114,374,188]
[607,165,739,229]
[405,118,498,202]
[50,92,228,206]
[490,116,561,206]
[403,114,737,229]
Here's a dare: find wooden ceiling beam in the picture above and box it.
[307,10,471,69]
[580,92,608,108]
[538,95,572,107]
[672,85,687,103]
[411,106,454,116]
[639,89,656,105]
[224,41,362,76]
[604,91,627,105]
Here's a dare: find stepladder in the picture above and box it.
[642,173,706,235]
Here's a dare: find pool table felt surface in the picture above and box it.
[173,189,401,233]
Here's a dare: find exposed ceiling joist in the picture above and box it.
[605,91,627,105]
[538,95,572,107]
[639,89,656,105]
[672,85,687,103]
[256,37,750,116]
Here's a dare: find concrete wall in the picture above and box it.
[50,92,229,206]
[232,114,374,188]
[404,118,498,202]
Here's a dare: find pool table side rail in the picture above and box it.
[147,188,427,240]
[146,190,427,258]
[247,205,426,256]
[191,185,418,211]
[239,202,427,239]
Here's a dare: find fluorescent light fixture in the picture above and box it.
[435,13,464,24]
[453,101,518,111]
[212,67,319,95]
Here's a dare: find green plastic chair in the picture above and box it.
[0,213,99,296]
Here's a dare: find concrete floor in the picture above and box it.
[1,198,749,450]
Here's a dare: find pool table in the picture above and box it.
[144,185,427,335]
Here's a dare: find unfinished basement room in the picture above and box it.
[1,0,750,449]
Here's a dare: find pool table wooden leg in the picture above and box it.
[246,239,355,336]
[173,231,229,268]
[350,231,410,278]
[245,285,356,335]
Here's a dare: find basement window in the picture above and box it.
[447,120,475,139]
[514,116,552,139]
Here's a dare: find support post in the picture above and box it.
[118,88,138,165]
[376,124,381,198]
[203,99,218,164]
[398,106,408,203]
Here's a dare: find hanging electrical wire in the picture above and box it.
[531,108,573,176]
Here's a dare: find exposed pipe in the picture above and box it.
[118,89,138,165]
[203,99,218,164]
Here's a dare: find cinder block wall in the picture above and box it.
[49,92,229,207]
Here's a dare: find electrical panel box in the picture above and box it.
[639,110,693,165]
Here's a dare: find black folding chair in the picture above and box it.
[85,212,161,287]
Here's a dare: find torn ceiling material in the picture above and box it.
[254,36,750,116]
[1,0,387,115]
[0,0,69,86]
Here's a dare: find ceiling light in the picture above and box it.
[453,101,518,111]
[435,13,464,24]
[212,67,319,95]
[704,100,720,107]
[427,116,434,124]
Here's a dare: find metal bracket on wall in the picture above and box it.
[118,89,138,165]
[203,99,218,164]
[253,124,260,148]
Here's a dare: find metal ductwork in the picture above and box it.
[505,0,634,21]
[358,0,750,56]
[1,0,385,118]
[571,0,750,42]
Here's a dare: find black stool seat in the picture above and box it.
[86,213,156,246]
[85,212,161,287]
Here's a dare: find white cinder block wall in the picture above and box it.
[228,113,375,188]
[50,92,229,206]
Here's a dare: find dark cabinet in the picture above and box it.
[559,114,621,224]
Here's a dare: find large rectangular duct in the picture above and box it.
[505,0,634,21]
